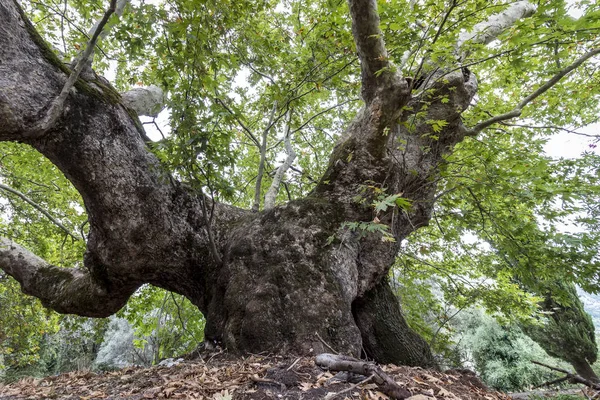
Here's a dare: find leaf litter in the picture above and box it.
[0,354,510,400]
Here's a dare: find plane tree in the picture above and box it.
[1,0,599,367]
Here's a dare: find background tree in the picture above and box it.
[523,283,598,382]
[453,308,569,392]
[1,0,600,368]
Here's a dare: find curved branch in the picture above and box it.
[264,112,295,210]
[252,102,277,212]
[0,237,138,316]
[29,0,119,138]
[0,183,81,240]
[466,48,600,135]
[457,1,537,53]
[290,98,360,136]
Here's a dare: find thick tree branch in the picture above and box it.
[0,183,81,240]
[466,48,600,135]
[264,112,295,210]
[0,237,138,316]
[457,1,536,54]
[316,353,411,399]
[348,0,393,103]
[0,0,229,307]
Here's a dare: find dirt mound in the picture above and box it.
[0,354,509,399]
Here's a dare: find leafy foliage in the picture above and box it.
[0,143,85,371]
[117,286,205,366]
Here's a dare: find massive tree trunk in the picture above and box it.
[0,0,478,366]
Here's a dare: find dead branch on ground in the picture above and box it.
[315,353,411,399]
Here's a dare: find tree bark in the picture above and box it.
[0,0,478,366]
[570,359,599,383]
[353,279,437,368]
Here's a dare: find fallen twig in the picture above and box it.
[509,388,582,399]
[315,353,411,399]
[315,332,339,354]
[286,357,301,371]
[325,374,375,400]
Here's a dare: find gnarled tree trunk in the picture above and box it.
[0,0,481,367]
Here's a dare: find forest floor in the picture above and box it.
[0,353,544,400]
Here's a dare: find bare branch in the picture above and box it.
[265,111,295,210]
[290,98,360,135]
[243,61,276,85]
[500,122,600,138]
[457,1,537,52]
[431,0,460,46]
[87,0,130,51]
[517,49,600,108]
[28,0,118,138]
[532,361,600,390]
[215,98,260,147]
[466,48,600,136]
[199,192,222,265]
[0,183,80,240]
[252,102,278,212]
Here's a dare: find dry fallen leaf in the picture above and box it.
[406,394,436,400]
[423,374,441,383]
[213,388,233,400]
[143,387,162,398]
[437,388,457,398]
[316,371,335,386]
[412,377,427,385]
[164,386,178,397]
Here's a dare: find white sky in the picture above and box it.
[544,123,600,158]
